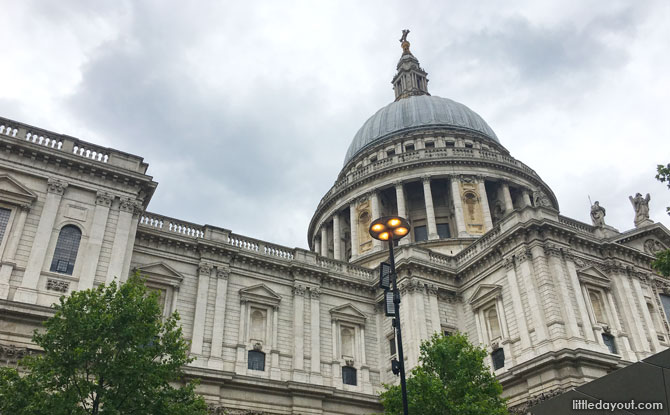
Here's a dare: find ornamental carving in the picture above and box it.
[514,248,532,262]
[644,239,666,255]
[199,262,213,275]
[532,190,551,208]
[46,278,69,293]
[0,344,32,364]
[293,285,306,297]
[46,178,67,195]
[309,287,321,299]
[96,191,113,207]
[120,198,144,216]
[426,284,438,295]
[502,256,515,270]
[543,243,563,257]
[216,269,229,279]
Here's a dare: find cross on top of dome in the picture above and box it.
[392,29,430,101]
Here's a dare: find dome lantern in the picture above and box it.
[392,30,430,101]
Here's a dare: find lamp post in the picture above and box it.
[369,215,410,415]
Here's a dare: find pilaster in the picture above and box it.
[78,192,113,290]
[631,276,662,352]
[544,245,580,341]
[502,257,532,351]
[515,248,549,343]
[105,197,137,283]
[190,262,212,357]
[422,177,438,240]
[293,283,306,380]
[309,287,322,384]
[16,178,67,304]
[0,204,30,299]
[208,268,229,370]
[564,255,596,342]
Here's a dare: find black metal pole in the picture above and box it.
[388,241,409,415]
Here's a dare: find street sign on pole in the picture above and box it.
[380,262,391,289]
[384,290,395,316]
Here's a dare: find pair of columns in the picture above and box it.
[13,178,143,304]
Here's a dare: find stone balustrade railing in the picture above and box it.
[558,215,596,234]
[321,146,538,207]
[0,117,147,174]
[140,213,205,238]
[317,256,374,280]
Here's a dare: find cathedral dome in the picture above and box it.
[344,95,499,165]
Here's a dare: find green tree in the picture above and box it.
[652,163,670,276]
[0,274,207,415]
[379,332,508,415]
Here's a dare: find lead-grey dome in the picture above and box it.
[344,95,499,165]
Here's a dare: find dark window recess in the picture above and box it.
[602,333,617,354]
[491,348,505,370]
[660,294,670,322]
[443,331,452,337]
[387,149,396,157]
[248,350,265,371]
[424,141,435,149]
[436,223,450,239]
[49,225,82,275]
[414,225,428,242]
[370,156,377,163]
[445,141,455,147]
[0,208,11,241]
[389,336,396,356]
[342,366,357,385]
[465,142,473,148]
[405,144,414,152]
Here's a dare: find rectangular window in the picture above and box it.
[436,223,450,239]
[248,350,265,371]
[443,330,452,337]
[370,155,377,163]
[387,149,396,157]
[445,141,455,147]
[342,366,357,385]
[464,142,473,148]
[491,348,505,370]
[659,294,670,322]
[0,208,11,241]
[424,141,435,149]
[602,333,617,354]
[404,144,414,152]
[389,335,396,356]
[414,225,427,242]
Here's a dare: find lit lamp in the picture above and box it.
[369,215,410,415]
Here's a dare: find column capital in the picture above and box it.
[198,262,213,276]
[293,284,306,297]
[216,268,230,279]
[421,175,431,183]
[19,203,32,212]
[46,178,68,195]
[95,191,114,207]
[119,197,143,216]
[502,256,515,270]
[515,248,533,262]
[309,287,321,299]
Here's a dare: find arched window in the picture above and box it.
[49,225,82,275]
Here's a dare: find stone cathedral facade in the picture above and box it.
[0,37,669,414]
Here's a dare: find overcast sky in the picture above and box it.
[1,1,668,248]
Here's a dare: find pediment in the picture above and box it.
[0,174,37,206]
[613,225,670,256]
[578,266,611,288]
[133,262,184,287]
[239,283,281,307]
[330,303,367,325]
[468,284,502,309]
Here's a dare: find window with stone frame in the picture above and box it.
[133,262,184,318]
[485,306,502,341]
[602,333,617,354]
[0,207,11,243]
[587,289,608,325]
[388,333,397,357]
[647,300,666,341]
[491,347,505,370]
[414,225,427,242]
[330,303,367,388]
[248,350,265,371]
[49,225,82,275]
[342,366,357,386]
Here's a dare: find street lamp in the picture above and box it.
[369,215,410,415]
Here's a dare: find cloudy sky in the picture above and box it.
[1,1,668,248]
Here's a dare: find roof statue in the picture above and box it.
[400,29,411,54]
[590,201,606,227]
[629,192,653,228]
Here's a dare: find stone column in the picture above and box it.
[320,225,328,257]
[333,213,341,260]
[271,306,281,380]
[564,255,595,342]
[349,203,359,259]
[78,192,113,290]
[477,179,493,231]
[427,285,441,334]
[16,179,67,304]
[544,246,580,340]
[190,262,212,356]
[331,320,341,388]
[515,248,549,343]
[522,190,532,207]
[422,177,438,240]
[0,204,30,299]
[209,268,229,370]
[395,181,407,218]
[293,284,306,379]
[120,203,143,283]
[314,237,321,255]
[503,257,532,350]
[631,276,661,352]
[450,177,467,237]
[235,300,248,373]
[310,288,322,384]
[501,182,514,212]
[370,191,381,249]
[105,198,135,283]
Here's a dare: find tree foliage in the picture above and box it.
[0,274,207,415]
[379,332,508,415]
[652,163,670,277]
